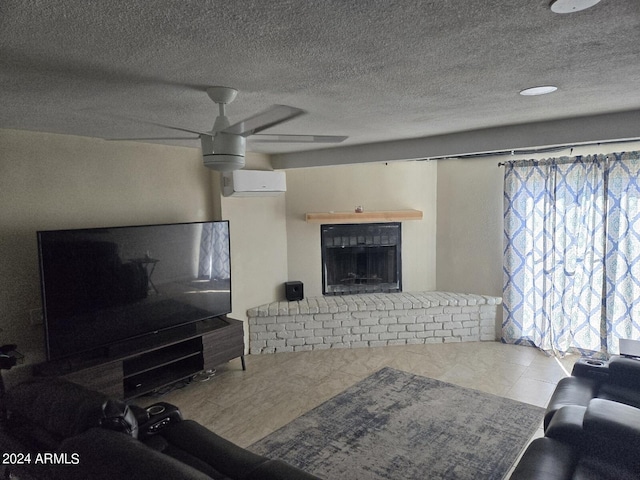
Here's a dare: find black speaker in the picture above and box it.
[285,281,304,301]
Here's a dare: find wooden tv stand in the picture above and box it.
[35,316,245,400]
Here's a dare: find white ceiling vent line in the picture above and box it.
[221,170,286,197]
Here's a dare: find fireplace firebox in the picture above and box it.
[321,222,401,295]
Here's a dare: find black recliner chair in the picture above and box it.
[544,355,640,428]
[0,378,321,480]
[510,355,640,480]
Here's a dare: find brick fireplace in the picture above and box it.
[321,222,401,295]
[246,211,502,354]
[247,292,501,354]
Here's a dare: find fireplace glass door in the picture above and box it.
[321,223,401,295]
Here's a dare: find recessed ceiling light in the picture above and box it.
[519,85,558,96]
[550,0,601,14]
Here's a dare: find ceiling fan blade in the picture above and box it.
[106,136,199,141]
[222,105,305,137]
[95,111,209,136]
[251,134,348,143]
[126,119,207,136]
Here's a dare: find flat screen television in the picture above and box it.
[37,221,231,361]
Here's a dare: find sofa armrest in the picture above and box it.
[543,399,640,474]
[544,405,587,447]
[161,420,322,480]
[547,400,640,450]
[160,419,271,478]
[508,437,577,480]
[54,427,211,480]
[544,376,599,430]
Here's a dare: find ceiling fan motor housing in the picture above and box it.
[201,132,246,171]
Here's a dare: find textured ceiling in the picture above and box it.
[1,1,639,166]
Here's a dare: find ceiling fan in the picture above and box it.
[113,86,347,171]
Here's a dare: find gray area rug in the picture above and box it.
[250,367,543,480]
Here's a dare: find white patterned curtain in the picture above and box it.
[211,221,231,280]
[604,156,640,352]
[198,222,231,280]
[503,152,640,356]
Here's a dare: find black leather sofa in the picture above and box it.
[0,378,321,480]
[509,355,640,480]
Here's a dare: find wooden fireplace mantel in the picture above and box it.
[305,209,423,224]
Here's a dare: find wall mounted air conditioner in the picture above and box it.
[221,170,286,197]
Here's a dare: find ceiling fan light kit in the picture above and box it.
[201,132,247,171]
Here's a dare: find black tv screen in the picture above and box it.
[37,221,231,361]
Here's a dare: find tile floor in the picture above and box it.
[135,341,578,479]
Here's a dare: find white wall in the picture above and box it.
[435,157,504,297]
[0,129,215,364]
[216,154,289,352]
[284,161,437,297]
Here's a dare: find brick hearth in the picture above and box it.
[247,292,501,354]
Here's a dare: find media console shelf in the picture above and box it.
[35,316,245,400]
[123,337,204,398]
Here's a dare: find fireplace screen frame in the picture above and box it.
[321,222,402,296]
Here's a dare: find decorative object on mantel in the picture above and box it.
[305,209,422,224]
[355,205,364,213]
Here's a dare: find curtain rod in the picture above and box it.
[497,146,574,166]
[497,138,640,166]
[411,138,640,165]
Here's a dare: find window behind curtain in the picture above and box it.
[503,152,640,356]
